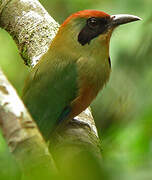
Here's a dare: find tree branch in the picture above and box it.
[0,0,59,67]
[0,69,56,179]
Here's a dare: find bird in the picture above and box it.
[22,10,141,140]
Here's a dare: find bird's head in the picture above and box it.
[53,10,141,55]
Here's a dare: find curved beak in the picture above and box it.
[110,14,142,27]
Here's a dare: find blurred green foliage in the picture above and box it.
[0,130,21,180]
[0,0,152,179]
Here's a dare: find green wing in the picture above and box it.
[22,57,78,140]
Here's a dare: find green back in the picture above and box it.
[23,57,78,140]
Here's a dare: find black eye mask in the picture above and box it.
[78,17,110,46]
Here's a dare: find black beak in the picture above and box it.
[110,14,142,27]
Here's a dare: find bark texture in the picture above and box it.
[0,0,59,67]
[0,69,56,179]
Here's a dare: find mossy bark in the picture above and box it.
[0,70,56,179]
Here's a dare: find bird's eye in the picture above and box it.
[87,18,98,29]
